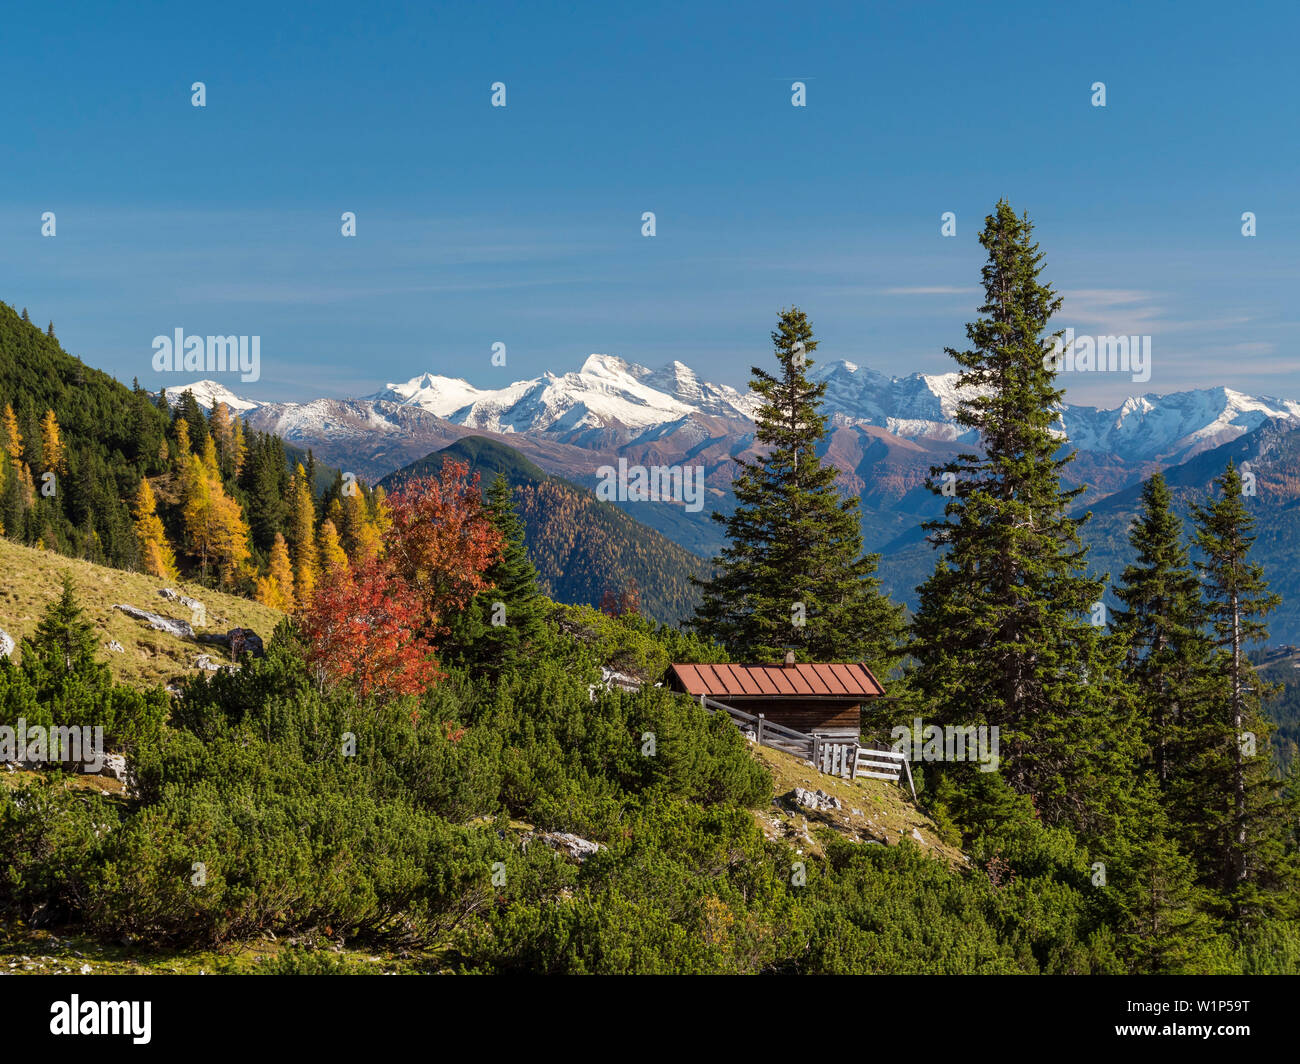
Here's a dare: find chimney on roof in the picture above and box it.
[783,650,796,668]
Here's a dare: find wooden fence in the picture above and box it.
[697,695,916,799]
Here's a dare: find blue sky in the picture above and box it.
[1,0,1296,406]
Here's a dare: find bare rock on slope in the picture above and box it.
[522,831,606,862]
[112,604,194,639]
[158,588,207,623]
[788,787,842,813]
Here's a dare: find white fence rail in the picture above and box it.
[698,694,916,799]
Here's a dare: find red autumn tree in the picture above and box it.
[297,460,502,701]
[298,560,439,700]
[384,461,503,642]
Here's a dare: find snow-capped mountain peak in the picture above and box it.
[1059,385,1300,461]
[367,373,509,419]
[165,380,261,413]
[578,352,652,381]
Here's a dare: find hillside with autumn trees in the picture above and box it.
[0,300,391,610]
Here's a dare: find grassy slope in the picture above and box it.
[0,537,283,689]
[749,743,966,866]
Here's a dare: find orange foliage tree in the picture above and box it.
[384,461,504,641]
[297,560,438,700]
[297,461,502,701]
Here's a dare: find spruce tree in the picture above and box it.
[691,307,904,668]
[1186,460,1297,919]
[908,201,1140,839]
[1104,774,1219,973]
[174,390,208,451]
[22,573,98,677]
[0,458,19,537]
[239,434,290,553]
[444,473,547,675]
[1112,472,1216,786]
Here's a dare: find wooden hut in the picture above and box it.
[665,652,885,742]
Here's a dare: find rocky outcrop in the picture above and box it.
[81,752,129,783]
[109,605,264,664]
[158,588,207,622]
[0,629,14,659]
[228,628,264,660]
[112,604,194,639]
[586,667,644,701]
[195,627,265,660]
[788,787,843,813]
[522,831,605,862]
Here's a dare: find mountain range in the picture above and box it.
[187,354,1300,468]
[172,354,1300,638]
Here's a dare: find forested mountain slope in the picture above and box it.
[380,436,711,625]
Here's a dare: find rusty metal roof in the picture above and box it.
[667,661,885,699]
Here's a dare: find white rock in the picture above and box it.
[0,629,14,659]
[524,831,605,861]
[113,604,194,639]
[159,588,205,615]
[80,752,127,780]
[101,753,128,782]
[107,640,125,654]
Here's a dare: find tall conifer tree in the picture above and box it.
[22,573,97,677]
[908,201,1139,839]
[1186,461,1297,919]
[289,465,320,602]
[1112,472,1216,786]
[444,473,546,675]
[691,308,904,668]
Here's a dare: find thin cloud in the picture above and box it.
[880,285,979,296]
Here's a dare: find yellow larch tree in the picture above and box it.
[342,489,382,567]
[255,532,296,612]
[173,417,192,461]
[39,409,65,475]
[371,485,393,538]
[132,477,179,580]
[231,418,247,477]
[289,464,320,601]
[181,452,250,585]
[2,404,22,470]
[317,518,350,580]
[209,402,234,476]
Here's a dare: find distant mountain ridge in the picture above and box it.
[177,351,1300,467]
